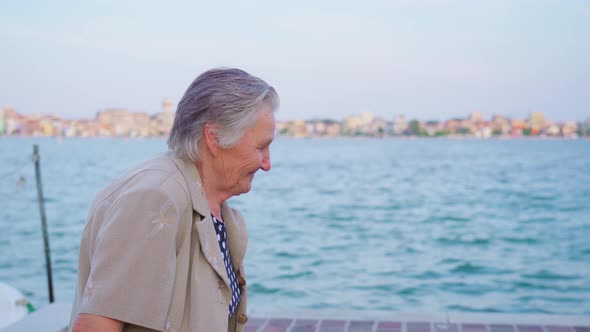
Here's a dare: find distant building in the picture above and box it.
[423,121,442,136]
[529,112,546,130]
[544,124,560,136]
[343,115,361,134]
[325,122,342,136]
[475,127,493,138]
[368,117,388,136]
[443,119,460,134]
[96,109,134,136]
[132,112,151,137]
[343,112,375,135]
[469,112,483,124]
[162,98,174,113]
[95,108,151,137]
[38,114,61,136]
[360,112,374,125]
[277,119,308,137]
[561,121,578,137]
[492,115,510,135]
[276,121,288,134]
[0,108,5,135]
[459,119,476,135]
[75,120,99,137]
[393,115,408,135]
[291,120,308,137]
[2,107,20,135]
[511,119,526,136]
[312,121,326,135]
[147,99,175,136]
[304,119,340,137]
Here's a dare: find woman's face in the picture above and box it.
[217,105,275,196]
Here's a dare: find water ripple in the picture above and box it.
[2,138,590,315]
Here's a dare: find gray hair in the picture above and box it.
[168,68,279,162]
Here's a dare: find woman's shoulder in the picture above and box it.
[125,156,192,204]
[93,154,192,212]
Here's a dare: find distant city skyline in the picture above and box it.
[1,0,589,122]
[3,106,588,138]
[3,104,589,123]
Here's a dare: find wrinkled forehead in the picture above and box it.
[259,111,276,141]
[256,110,276,143]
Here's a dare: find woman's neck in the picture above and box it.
[196,161,229,222]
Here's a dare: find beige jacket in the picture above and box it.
[69,153,249,332]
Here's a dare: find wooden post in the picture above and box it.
[33,144,54,303]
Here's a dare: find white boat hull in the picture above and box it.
[0,283,29,329]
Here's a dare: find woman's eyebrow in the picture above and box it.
[260,137,273,147]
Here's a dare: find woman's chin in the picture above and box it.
[232,181,253,196]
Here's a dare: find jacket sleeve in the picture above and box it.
[78,186,181,331]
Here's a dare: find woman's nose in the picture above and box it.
[260,150,271,171]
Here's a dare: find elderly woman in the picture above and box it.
[69,68,278,332]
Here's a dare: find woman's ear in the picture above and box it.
[203,123,220,157]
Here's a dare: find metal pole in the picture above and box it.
[33,144,54,303]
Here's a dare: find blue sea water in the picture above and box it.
[1,137,589,315]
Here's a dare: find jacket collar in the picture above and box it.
[221,202,248,271]
[169,152,209,216]
[169,153,247,286]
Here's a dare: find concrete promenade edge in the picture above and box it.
[2,303,589,332]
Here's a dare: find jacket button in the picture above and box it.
[237,313,248,324]
[238,275,246,287]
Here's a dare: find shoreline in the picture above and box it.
[1,135,589,141]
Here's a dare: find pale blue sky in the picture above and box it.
[1,0,589,121]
